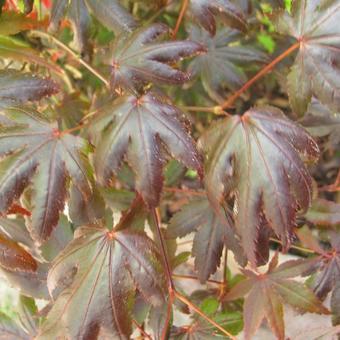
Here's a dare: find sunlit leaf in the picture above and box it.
[199,106,319,265]
[275,0,340,115]
[0,107,91,243]
[92,91,202,207]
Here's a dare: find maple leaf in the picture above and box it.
[109,23,205,94]
[297,227,340,300]
[37,219,167,339]
[168,197,245,282]
[225,254,329,340]
[0,231,37,272]
[0,106,91,244]
[304,198,340,227]
[188,25,267,103]
[198,106,319,265]
[92,91,202,207]
[275,0,340,115]
[49,0,136,53]
[188,0,247,36]
[300,98,340,149]
[0,69,59,107]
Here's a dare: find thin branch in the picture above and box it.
[319,169,340,192]
[29,30,110,88]
[151,208,175,290]
[164,187,206,196]
[172,0,189,39]
[151,208,175,340]
[173,274,223,285]
[174,291,237,340]
[220,42,300,109]
[270,237,316,255]
[218,250,228,300]
[180,105,229,115]
[132,320,152,340]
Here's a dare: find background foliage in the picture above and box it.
[0,0,339,339]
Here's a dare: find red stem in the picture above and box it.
[221,42,300,109]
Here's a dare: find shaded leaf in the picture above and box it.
[49,0,136,53]
[38,221,166,339]
[188,25,267,103]
[92,91,202,207]
[168,197,245,282]
[305,198,340,227]
[0,312,29,340]
[300,98,340,148]
[0,70,59,104]
[297,229,340,300]
[188,0,247,35]
[109,23,205,93]
[275,0,340,114]
[226,256,329,340]
[199,106,319,265]
[0,107,91,243]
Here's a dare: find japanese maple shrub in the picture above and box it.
[0,0,339,339]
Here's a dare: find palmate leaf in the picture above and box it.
[225,254,329,340]
[49,0,136,53]
[199,107,319,265]
[168,197,245,282]
[0,69,59,107]
[0,231,37,272]
[92,91,202,207]
[0,106,91,244]
[275,0,340,115]
[188,0,247,36]
[109,23,205,94]
[297,228,340,300]
[37,220,167,339]
[188,25,267,103]
[300,99,340,149]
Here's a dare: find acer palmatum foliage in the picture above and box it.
[0,1,338,339]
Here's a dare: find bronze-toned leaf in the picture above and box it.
[0,106,91,243]
[37,220,166,339]
[92,91,202,207]
[275,0,340,115]
[199,107,319,265]
[109,23,205,93]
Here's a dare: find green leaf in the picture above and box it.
[0,36,62,73]
[188,0,247,35]
[109,23,205,93]
[0,311,29,340]
[0,11,42,35]
[37,220,166,339]
[92,91,202,207]
[275,0,340,114]
[200,297,219,316]
[199,107,319,265]
[0,107,91,243]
